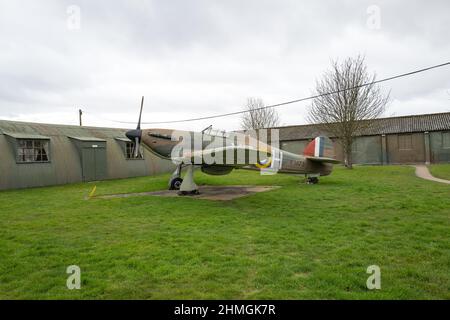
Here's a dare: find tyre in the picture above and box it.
[307,177,319,184]
[169,177,183,190]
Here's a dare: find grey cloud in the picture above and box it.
[0,0,449,131]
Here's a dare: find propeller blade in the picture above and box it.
[137,96,144,130]
[126,96,145,158]
[134,136,140,158]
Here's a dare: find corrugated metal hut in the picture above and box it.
[0,120,175,190]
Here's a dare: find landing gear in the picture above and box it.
[168,164,200,195]
[169,165,183,190]
[178,165,199,196]
[305,175,319,184]
[169,177,183,190]
[307,177,319,184]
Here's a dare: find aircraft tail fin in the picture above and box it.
[303,136,335,158]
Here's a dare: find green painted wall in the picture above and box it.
[352,136,382,164]
[430,131,450,163]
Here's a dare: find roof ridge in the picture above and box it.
[0,118,128,131]
[272,111,450,129]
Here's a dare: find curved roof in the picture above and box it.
[0,119,128,141]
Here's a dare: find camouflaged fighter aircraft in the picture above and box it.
[126,97,339,195]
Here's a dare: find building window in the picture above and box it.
[17,139,50,163]
[125,141,143,159]
[443,132,450,149]
[398,134,412,150]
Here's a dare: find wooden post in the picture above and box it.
[79,109,83,126]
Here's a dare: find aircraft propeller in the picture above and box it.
[125,96,144,158]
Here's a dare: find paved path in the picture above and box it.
[414,165,450,185]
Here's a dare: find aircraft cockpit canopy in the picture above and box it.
[201,126,230,138]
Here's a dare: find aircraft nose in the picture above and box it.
[126,129,142,141]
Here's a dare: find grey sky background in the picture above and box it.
[0,0,449,131]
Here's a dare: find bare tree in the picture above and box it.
[241,97,280,130]
[308,55,389,168]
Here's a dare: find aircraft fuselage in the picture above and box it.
[135,128,333,177]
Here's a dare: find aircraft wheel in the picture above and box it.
[307,177,319,184]
[169,177,183,190]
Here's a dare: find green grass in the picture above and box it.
[0,166,449,299]
[429,163,450,180]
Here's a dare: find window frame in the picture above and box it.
[16,138,51,164]
[125,141,144,160]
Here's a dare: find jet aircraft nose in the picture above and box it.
[126,129,142,141]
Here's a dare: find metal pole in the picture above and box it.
[79,109,83,126]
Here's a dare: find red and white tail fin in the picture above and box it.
[303,136,335,158]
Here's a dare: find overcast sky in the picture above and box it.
[0,0,449,131]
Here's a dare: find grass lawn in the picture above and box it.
[0,166,449,299]
[429,163,450,180]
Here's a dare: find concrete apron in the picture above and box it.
[92,185,281,201]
